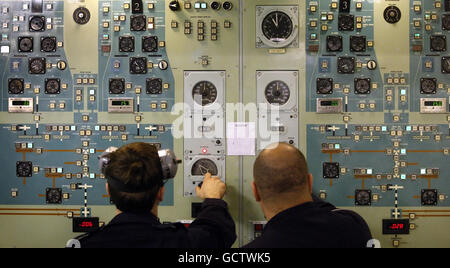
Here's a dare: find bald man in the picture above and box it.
[244,143,372,248]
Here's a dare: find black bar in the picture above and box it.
[339,0,351,13]
[31,0,43,13]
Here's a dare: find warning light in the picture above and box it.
[202,148,208,154]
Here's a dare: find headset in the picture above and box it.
[98,146,182,181]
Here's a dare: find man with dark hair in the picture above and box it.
[244,143,372,248]
[76,142,236,248]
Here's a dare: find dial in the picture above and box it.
[8,79,24,94]
[264,80,290,106]
[191,159,218,176]
[354,78,371,94]
[18,37,33,52]
[430,35,447,52]
[192,81,218,106]
[350,35,366,52]
[337,57,355,74]
[384,6,401,24]
[323,162,339,178]
[142,36,158,52]
[109,78,125,94]
[317,78,333,94]
[119,36,135,52]
[29,16,45,32]
[442,57,450,73]
[73,7,91,25]
[16,161,32,177]
[130,15,146,31]
[169,1,180,11]
[326,35,342,52]
[45,79,60,94]
[41,37,57,52]
[420,78,437,94]
[46,188,62,204]
[421,189,437,206]
[261,11,293,43]
[355,190,371,206]
[146,78,163,94]
[28,58,46,74]
[129,57,148,74]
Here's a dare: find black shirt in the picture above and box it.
[243,199,372,248]
[75,199,236,248]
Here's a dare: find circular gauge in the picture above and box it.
[129,57,147,74]
[146,78,163,94]
[109,78,125,94]
[317,78,333,94]
[323,162,339,178]
[192,81,218,106]
[191,159,218,176]
[265,80,290,106]
[16,161,32,177]
[46,188,62,204]
[130,15,146,31]
[73,7,91,25]
[420,78,437,94]
[45,79,60,94]
[443,14,450,30]
[41,37,57,52]
[355,78,371,94]
[262,11,293,44]
[350,36,366,52]
[29,16,45,31]
[442,57,450,73]
[28,58,46,74]
[142,36,158,52]
[430,35,446,52]
[355,190,371,206]
[384,6,401,24]
[326,35,342,52]
[119,36,134,52]
[8,79,24,94]
[421,189,437,206]
[338,14,354,31]
[18,37,33,52]
[337,57,355,74]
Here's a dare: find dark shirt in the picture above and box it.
[76,199,236,248]
[243,199,372,248]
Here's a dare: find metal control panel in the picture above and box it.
[0,0,449,248]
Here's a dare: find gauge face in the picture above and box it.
[29,58,46,74]
[442,57,450,73]
[421,189,437,206]
[8,79,24,94]
[45,79,60,94]
[191,159,218,176]
[109,79,125,94]
[355,78,371,94]
[41,37,57,52]
[265,80,290,106]
[129,57,147,74]
[18,37,33,52]
[355,190,371,206]
[29,16,45,32]
[262,11,293,43]
[420,78,437,94]
[192,81,218,106]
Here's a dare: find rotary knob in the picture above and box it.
[169,1,180,11]
[384,6,401,24]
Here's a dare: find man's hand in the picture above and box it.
[196,173,226,200]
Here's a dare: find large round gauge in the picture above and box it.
[265,80,290,106]
[191,159,218,176]
[192,81,218,106]
[262,11,293,43]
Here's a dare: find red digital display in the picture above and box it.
[73,217,99,233]
[382,219,409,235]
[79,221,94,228]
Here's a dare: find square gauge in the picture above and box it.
[256,6,299,48]
[256,71,298,112]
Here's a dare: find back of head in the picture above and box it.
[253,143,309,202]
[105,142,164,214]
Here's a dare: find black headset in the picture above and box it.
[98,146,182,182]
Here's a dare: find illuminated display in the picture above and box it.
[72,217,100,233]
[382,219,410,235]
[321,100,339,107]
[111,100,131,106]
[424,101,443,107]
[12,101,30,106]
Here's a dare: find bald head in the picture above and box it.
[253,143,309,201]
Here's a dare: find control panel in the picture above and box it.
[0,0,449,248]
